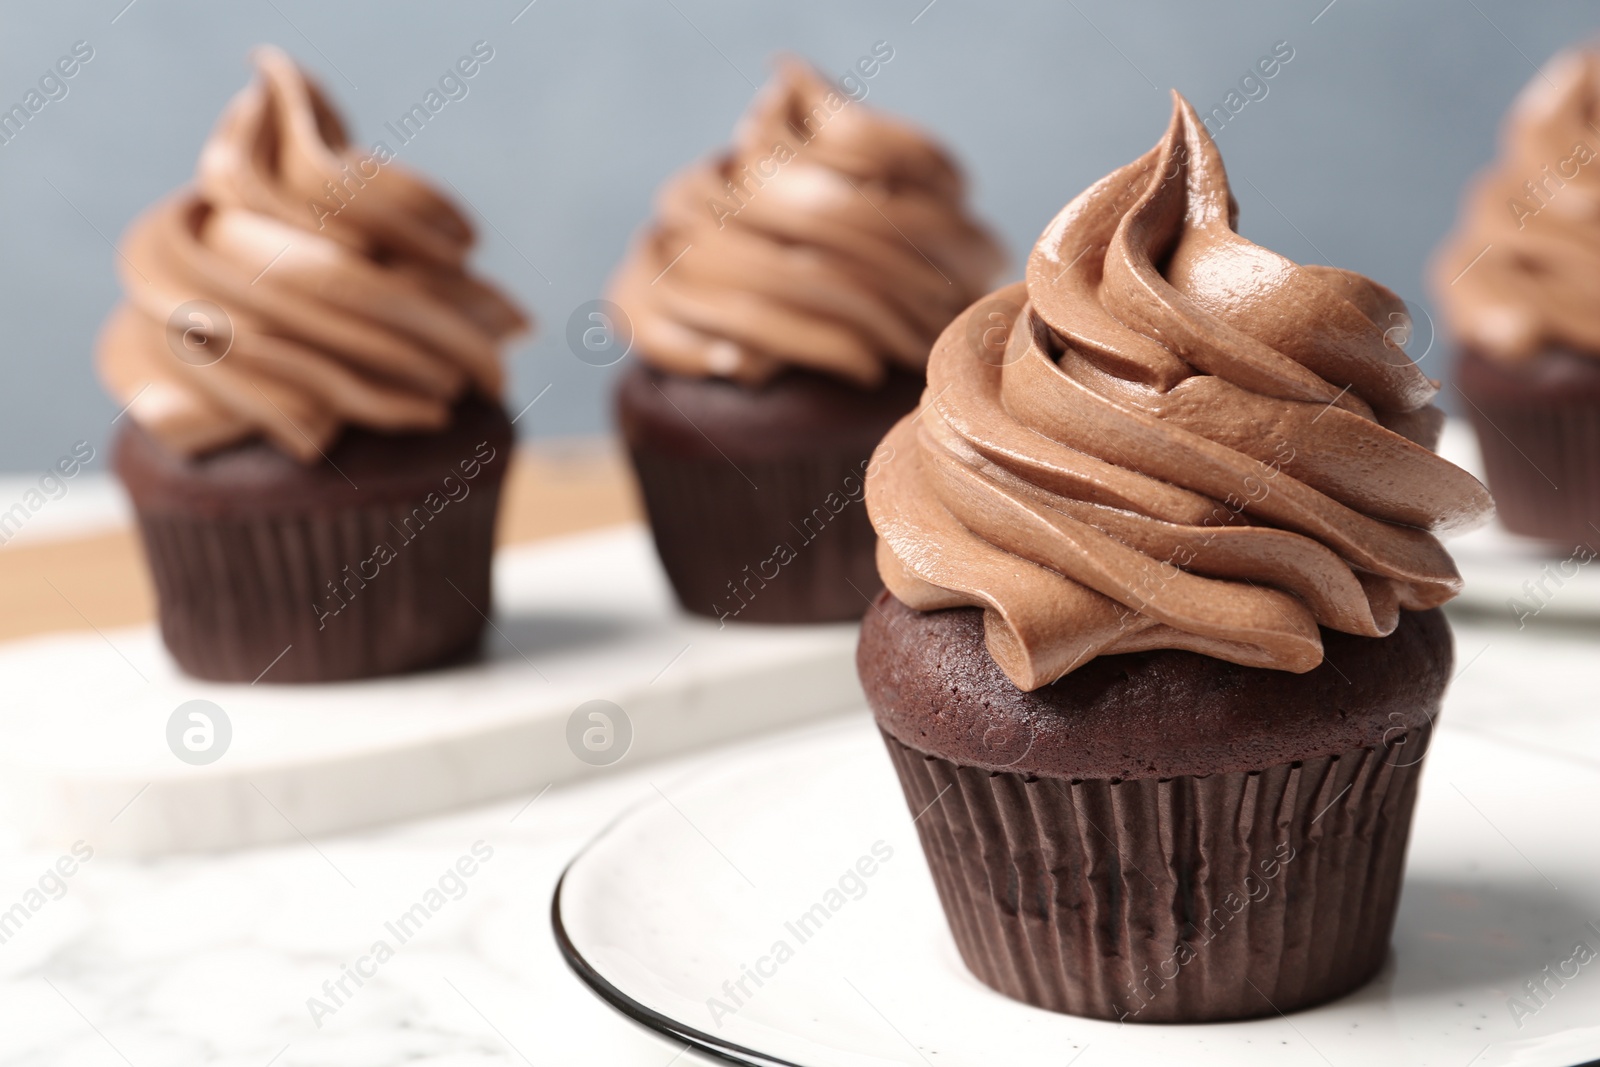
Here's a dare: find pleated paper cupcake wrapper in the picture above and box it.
[1462,400,1600,550]
[882,727,1427,1023]
[133,484,503,683]
[628,446,882,623]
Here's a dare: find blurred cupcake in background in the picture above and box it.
[609,55,1004,624]
[99,47,530,682]
[1432,44,1600,548]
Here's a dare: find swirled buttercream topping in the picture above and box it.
[868,93,1493,691]
[608,57,1003,388]
[1433,46,1600,362]
[98,46,529,461]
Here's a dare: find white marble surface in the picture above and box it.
[0,612,1594,1066]
[0,711,783,1066]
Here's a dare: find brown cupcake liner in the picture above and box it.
[1459,400,1600,550]
[882,727,1427,1022]
[627,445,882,623]
[1456,346,1600,548]
[133,483,502,683]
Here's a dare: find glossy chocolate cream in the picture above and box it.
[1432,45,1600,362]
[608,57,1003,388]
[98,47,528,462]
[868,93,1494,691]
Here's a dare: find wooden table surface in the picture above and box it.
[0,440,640,643]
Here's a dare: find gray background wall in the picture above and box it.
[0,0,1591,471]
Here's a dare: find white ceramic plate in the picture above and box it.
[555,715,1600,1067]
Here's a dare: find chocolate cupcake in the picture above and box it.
[1432,46,1600,548]
[609,57,1002,623]
[861,94,1494,1022]
[98,48,529,682]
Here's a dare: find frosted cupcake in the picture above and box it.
[861,94,1493,1022]
[609,58,1003,623]
[1433,45,1600,547]
[100,48,529,682]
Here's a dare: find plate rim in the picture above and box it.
[553,851,813,1067]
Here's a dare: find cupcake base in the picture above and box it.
[615,362,922,624]
[115,395,513,683]
[859,593,1451,1022]
[1457,345,1600,549]
[882,731,1421,1022]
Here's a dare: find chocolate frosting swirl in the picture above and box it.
[1433,46,1600,362]
[869,94,1493,691]
[98,47,529,461]
[608,57,1003,388]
